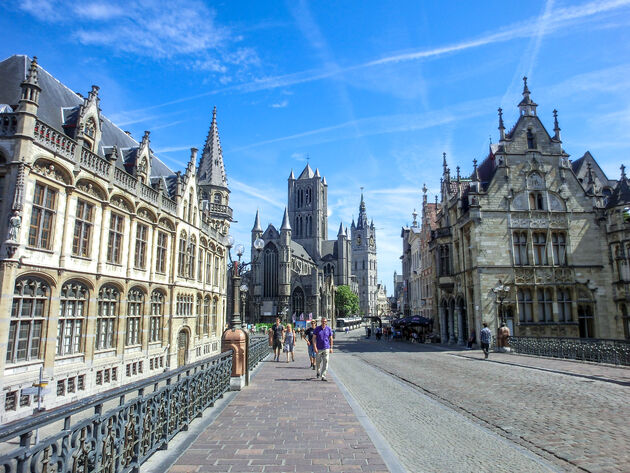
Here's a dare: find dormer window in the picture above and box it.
[83,118,96,151]
[526,129,536,149]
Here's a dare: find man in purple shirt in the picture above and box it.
[313,317,333,381]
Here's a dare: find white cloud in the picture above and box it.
[271,100,289,108]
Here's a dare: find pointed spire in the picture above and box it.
[473,159,480,181]
[412,209,418,227]
[621,164,626,180]
[252,209,262,232]
[314,168,320,178]
[357,188,368,229]
[298,163,314,179]
[25,56,39,85]
[442,152,447,173]
[198,106,228,188]
[281,207,291,231]
[553,109,561,141]
[289,169,295,180]
[518,76,537,116]
[498,107,505,140]
[337,221,344,237]
[345,227,349,238]
[322,176,327,186]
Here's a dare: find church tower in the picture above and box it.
[351,192,378,316]
[288,164,328,259]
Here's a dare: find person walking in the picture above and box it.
[313,317,334,381]
[268,317,285,362]
[480,322,492,359]
[284,324,295,362]
[304,320,317,369]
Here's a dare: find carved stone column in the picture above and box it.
[449,310,456,344]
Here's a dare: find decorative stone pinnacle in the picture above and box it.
[621,164,626,179]
[522,76,530,95]
[422,183,427,194]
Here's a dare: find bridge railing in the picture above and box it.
[507,336,630,366]
[0,350,232,473]
[248,336,271,374]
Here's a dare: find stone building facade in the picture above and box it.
[0,56,231,422]
[351,194,378,316]
[424,78,625,344]
[250,164,355,324]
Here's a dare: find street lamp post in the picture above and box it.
[221,235,264,390]
[492,280,510,326]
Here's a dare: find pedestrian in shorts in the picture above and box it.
[304,320,317,369]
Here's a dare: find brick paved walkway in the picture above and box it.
[167,341,390,473]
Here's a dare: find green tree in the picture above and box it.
[335,285,360,317]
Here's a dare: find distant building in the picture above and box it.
[375,283,390,316]
[250,164,356,324]
[351,193,378,316]
[0,56,231,422]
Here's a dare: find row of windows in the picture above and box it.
[29,183,224,281]
[513,231,566,266]
[294,187,312,209]
[7,277,220,364]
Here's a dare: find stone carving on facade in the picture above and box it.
[549,214,567,228]
[548,193,565,211]
[111,196,131,212]
[6,211,21,242]
[137,208,156,222]
[553,267,574,283]
[158,218,174,231]
[76,180,105,200]
[32,160,70,184]
[535,268,554,284]
[527,172,545,189]
[514,267,534,284]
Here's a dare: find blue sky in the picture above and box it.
[2,0,630,294]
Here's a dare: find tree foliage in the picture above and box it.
[335,285,360,317]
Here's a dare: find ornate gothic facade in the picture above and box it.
[250,164,356,323]
[0,56,232,422]
[404,78,628,343]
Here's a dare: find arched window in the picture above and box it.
[126,288,144,346]
[212,298,219,334]
[178,232,187,277]
[533,233,548,265]
[150,290,164,342]
[263,244,279,297]
[97,286,119,350]
[183,200,188,222]
[517,289,533,323]
[292,287,305,317]
[204,296,211,335]
[7,277,49,363]
[214,193,222,204]
[188,192,193,223]
[196,294,203,338]
[188,235,196,279]
[198,248,204,281]
[58,281,88,356]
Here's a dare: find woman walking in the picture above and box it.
[284,324,296,362]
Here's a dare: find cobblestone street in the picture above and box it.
[332,331,630,473]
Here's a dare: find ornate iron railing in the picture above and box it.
[508,336,630,366]
[248,336,271,373]
[0,351,232,473]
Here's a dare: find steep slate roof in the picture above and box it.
[298,163,314,179]
[321,240,337,259]
[0,55,175,182]
[290,240,314,263]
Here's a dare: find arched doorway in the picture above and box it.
[292,287,305,319]
[177,329,189,367]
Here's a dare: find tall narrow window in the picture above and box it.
[178,232,187,277]
[188,236,196,279]
[155,231,168,274]
[214,256,220,286]
[57,282,87,356]
[96,286,119,350]
[203,296,210,335]
[518,289,533,323]
[72,199,93,257]
[533,233,548,265]
[126,289,144,346]
[527,129,536,149]
[198,248,204,281]
[537,288,553,322]
[106,213,124,264]
[196,295,202,338]
[149,291,163,343]
[212,298,218,334]
[558,288,572,322]
[28,183,57,249]
[134,224,148,269]
[513,232,529,265]
[263,244,279,297]
[552,232,566,265]
[7,278,48,363]
[206,252,212,284]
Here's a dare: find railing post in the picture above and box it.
[16,431,32,473]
